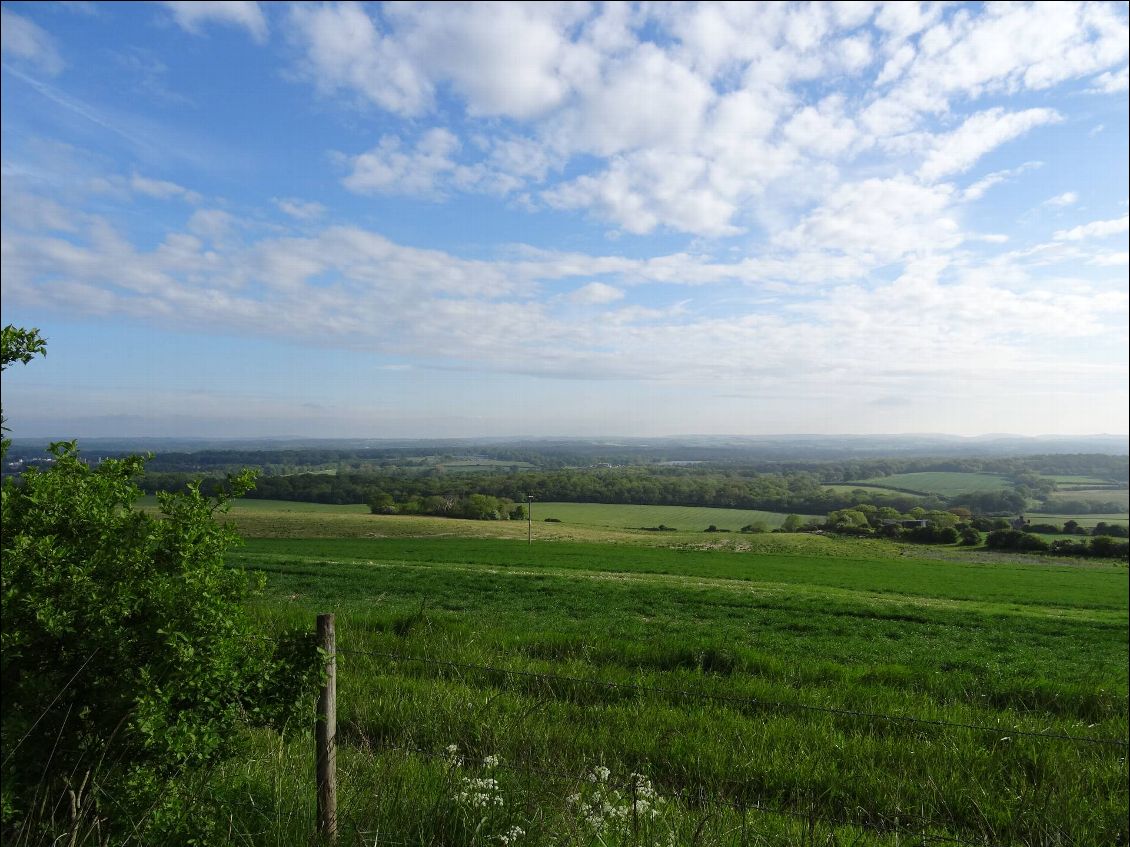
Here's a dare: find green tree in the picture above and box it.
[1,329,320,843]
[781,514,804,532]
[0,325,47,453]
[368,490,397,513]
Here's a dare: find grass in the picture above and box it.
[822,483,925,500]
[534,502,815,531]
[1042,488,1129,507]
[1027,512,1129,528]
[848,472,1011,495]
[173,492,1130,847]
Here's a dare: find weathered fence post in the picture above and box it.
[316,613,337,843]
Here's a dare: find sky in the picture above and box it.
[1,1,1128,440]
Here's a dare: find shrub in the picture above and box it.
[1,328,320,842]
[959,527,982,546]
[985,529,1049,552]
[1092,522,1129,538]
[1,447,322,841]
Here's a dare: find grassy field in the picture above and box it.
[1043,487,1130,507]
[173,496,1130,847]
[534,502,815,531]
[1028,512,1129,528]
[848,472,1011,495]
[822,483,925,500]
[1042,475,1117,485]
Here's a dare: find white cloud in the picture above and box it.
[1044,191,1078,208]
[776,178,960,265]
[1090,251,1129,267]
[342,129,463,198]
[1053,215,1130,241]
[288,2,431,115]
[918,108,1061,182]
[1089,65,1129,93]
[1,7,64,75]
[543,149,740,236]
[3,199,1126,405]
[384,1,590,120]
[276,3,1130,238]
[961,162,1042,201]
[162,1,268,43]
[273,197,326,221]
[130,173,202,204]
[568,282,625,305]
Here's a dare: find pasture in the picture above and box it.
[190,512,1130,846]
[1043,487,1130,508]
[533,502,816,531]
[847,472,1011,495]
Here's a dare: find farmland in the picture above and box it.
[533,502,816,531]
[174,498,1130,846]
[846,472,1012,495]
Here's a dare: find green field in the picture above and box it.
[171,496,1130,847]
[822,483,925,499]
[1043,487,1130,507]
[1042,475,1116,485]
[535,502,814,531]
[848,472,1011,495]
[1028,513,1129,528]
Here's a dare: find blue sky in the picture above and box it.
[1,1,1127,439]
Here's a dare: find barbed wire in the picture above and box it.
[333,646,1129,748]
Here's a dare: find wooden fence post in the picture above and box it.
[316,613,337,843]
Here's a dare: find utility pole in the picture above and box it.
[527,494,533,545]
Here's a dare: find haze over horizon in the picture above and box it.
[2,2,1128,440]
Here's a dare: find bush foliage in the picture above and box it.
[1,327,321,843]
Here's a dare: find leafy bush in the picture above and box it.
[1092,522,1129,538]
[959,527,982,546]
[902,525,960,544]
[1,446,322,841]
[985,529,1050,552]
[1,328,321,843]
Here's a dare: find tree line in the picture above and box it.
[140,466,1039,515]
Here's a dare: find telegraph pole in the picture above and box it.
[527,494,533,545]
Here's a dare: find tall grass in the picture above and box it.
[179,535,1130,846]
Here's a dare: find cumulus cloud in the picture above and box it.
[775,178,960,265]
[342,129,463,197]
[277,3,1129,237]
[1,7,65,75]
[162,1,268,43]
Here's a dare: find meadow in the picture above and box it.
[178,499,1130,847]
[1042,488,1130,509]
[846,472,1011,496]
[532,502,817,531]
